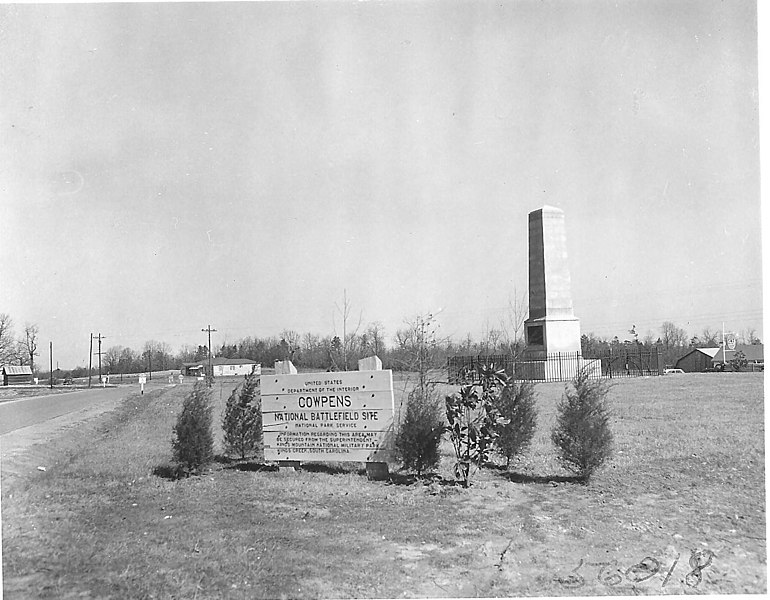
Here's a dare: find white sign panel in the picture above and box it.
[262,370,394,462]
[726,334,737,351]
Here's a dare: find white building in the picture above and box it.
[182,357,260,378]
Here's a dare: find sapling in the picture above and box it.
[445,363,507,487]
[222,366,263,461]
[551,367,613,482]
[394,384,444,478]
[493,380,538,469]
[172,380,215,475]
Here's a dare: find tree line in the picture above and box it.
[581,322,762,368]
[1,309,762,379]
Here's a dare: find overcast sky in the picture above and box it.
[0,0,763,369]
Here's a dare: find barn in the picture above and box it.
[2,365,34,385]
[675,348,720,372]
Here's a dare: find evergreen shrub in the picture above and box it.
[222,367,263,461]
[394,385,444,478]
[493,380,538,469]
[172,380,215,475]
[551,368,613,482]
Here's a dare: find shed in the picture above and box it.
[2,365,34,385]
[675,348,720,373]
[181,362,206,377]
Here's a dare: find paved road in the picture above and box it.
[0,386,135,435]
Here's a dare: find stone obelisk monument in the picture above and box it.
[524,205,581,355]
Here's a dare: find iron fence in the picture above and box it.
[447,348,662,384]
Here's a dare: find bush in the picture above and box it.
[395,385,444,478]
[551,368,613,482]
[222,367,263,461]
[492,380,538,469]
[729,350,748,372]
[172,381,215,475]
[445,363,508,487]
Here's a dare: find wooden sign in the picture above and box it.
[262,370,394,462]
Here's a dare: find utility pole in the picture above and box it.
[88,333,93,388]
[722,322,727,368]
[94,333,105,383]
[49,341,53,389]
[202,325,217,386]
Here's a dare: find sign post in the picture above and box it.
[138,374,146,395]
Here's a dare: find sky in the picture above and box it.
[0,0,764,369]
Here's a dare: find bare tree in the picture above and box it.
[500,289,528,360]
[739,327,761,345]
[20,323,39,372]
[142,340,172,373]
[119,347,137,377]
[480,320,504,355]
[699,327,720,347]
[394,312,448,395]
[363,321,386,356]
[642,330,656,346]
[280,329,302,361]
[332,289,363,371]
[660,321,688,349]
[302,332,320,352]
[0,313,15,365]
[103,346,123,375]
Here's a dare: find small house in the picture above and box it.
[182,357,260,378]
[2,365,34,385]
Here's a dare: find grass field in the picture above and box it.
[1,372,765,598]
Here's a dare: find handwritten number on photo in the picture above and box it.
[685,550,714,588]
[626,556,661,583]
[553,558,585,588]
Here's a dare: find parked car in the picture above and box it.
[664,368,685,375]
[63,377,73,385]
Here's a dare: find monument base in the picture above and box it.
[524,315,582,354]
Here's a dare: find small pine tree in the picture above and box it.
[222,367,263,461]
[493,381,538,469]
[172,380,215,475]
[395,385,444,478]
[551,368,613,482]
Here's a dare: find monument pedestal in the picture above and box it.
[524,315,582,355]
